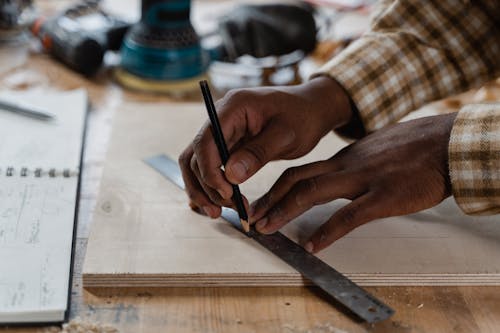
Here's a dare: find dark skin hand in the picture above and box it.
[251,112,457,253]
[179,76,352,218]
[179,76,457,253]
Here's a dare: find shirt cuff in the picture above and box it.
[449,104,500,215]
[311,37,406,133]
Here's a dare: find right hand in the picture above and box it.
[179,76,353,218]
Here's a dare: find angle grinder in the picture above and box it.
[115,0,209,95]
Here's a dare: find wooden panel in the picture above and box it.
[83,101,500,287]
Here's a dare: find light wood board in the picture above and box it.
[83,101,500,287]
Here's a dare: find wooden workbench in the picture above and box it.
[1,1,500,332]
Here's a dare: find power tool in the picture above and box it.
[0,0,35,42]
[115,0,209,95]
[31,1,130,76]
[115,1,317,95]
[27,0,317,91]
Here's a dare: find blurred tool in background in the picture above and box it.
[115,0,209,95]
[0,0,36,42]
[115,0,317,95]
[2,0,366,95]
[208,3,316,63]
[31,1,130,76]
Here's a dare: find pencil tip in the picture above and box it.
[241,219,250,233]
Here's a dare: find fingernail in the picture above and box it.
[304,242,314,253]
[256,217,268,232]
[217,188,230,199]
[203,206,214,217]
[230,160,248,180]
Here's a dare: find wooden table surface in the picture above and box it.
[1,1,500,332]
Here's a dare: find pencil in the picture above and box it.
[0,98,56,121]
[199,80,250,233]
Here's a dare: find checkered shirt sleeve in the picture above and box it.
[449,104,500,215]
[313,0,500,215]
[314,0,499,132]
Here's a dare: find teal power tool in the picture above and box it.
[115,0,208,94]
[115,1,317,94]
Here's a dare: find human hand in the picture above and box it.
[179,77,352,218]
[250,113,458,253]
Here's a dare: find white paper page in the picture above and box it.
[0,89,87,171]
[0,89,85,322]
[0,176,78,321]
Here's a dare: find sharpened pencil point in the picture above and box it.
[241,219,250,233]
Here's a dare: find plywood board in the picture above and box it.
[83,101,500,287]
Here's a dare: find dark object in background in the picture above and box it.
[0,0,32,29]
[0,0,35,42]
[27,1,317,82]
[31,1,130,76]
[211,3,317,62]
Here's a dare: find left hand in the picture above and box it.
[250,113,458,253]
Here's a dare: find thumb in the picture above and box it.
[225,121,296,184]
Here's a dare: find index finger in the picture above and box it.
[192,91,266,197]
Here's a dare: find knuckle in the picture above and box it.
[192,132,205,149]
[224,88,245,102]
[300,177,319,195]
[281,167,300,183]
[186,189,203,204]
[269,205,286,223]
[189,155,197,171]
[178,149,192,167]
[243,143,268,166]
[200,169,221,187]
[205,190,223,205]
[256,193,272,211]
[295,177,319,207]
[216,89,245,110]
[340,206,359,226]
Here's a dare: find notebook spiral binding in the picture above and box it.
[1,167,78,178]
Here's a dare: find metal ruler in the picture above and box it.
[145,154,394,323]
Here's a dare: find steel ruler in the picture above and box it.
[144,154,394,323]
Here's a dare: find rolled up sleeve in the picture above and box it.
[449,104,500,215]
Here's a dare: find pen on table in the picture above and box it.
[0,98,56,121]
[199,80,251,233]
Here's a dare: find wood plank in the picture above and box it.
[82,101,500,287]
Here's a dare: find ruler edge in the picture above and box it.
[143,154,395,323]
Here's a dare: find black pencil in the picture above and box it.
[199,80,250,233]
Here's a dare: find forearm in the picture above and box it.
[314,0,500,135]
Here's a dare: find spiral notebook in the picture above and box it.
[0,89,87,324]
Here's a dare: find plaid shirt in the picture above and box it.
[315,0,500,215]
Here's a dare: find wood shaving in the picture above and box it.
[42,317,118,333]
[282,322,349,333]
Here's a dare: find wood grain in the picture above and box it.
[2,0,500,332]
[82,100,500,287]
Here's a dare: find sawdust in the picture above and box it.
[42,317,118,333]
[282,322,349,333]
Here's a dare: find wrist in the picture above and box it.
[297,76,353,132]
[439,112,458,190]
